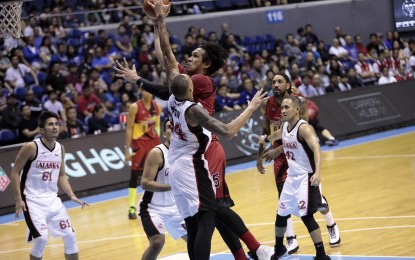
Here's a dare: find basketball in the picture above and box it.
[143,0,170,19]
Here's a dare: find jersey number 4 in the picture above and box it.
[173,122,188,141]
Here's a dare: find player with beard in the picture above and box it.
[257,73,340,254]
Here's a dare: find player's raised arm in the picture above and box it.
[150,0,178,87]
[187,89,267,138]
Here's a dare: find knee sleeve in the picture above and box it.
[301,214,319,233]
[129,170,142,188]
[30,235,48,258]
[62,233,78,255]
[275,214,289,228]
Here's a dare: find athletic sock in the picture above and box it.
[323,211,335,226]
[275,236,285,252]
[232,247,246,260]
[240,230,261,252]
[128,188,137,210]
[315,241,326,256]
[286,217,295,238]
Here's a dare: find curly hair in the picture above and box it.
[199,42,229,75]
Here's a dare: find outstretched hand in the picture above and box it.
[247,89,268,111]
[310,173,321,187]
[261,148,281,162]
[256,159,266,174]
[71,196,90,209]
[15,199,27,218]
[113,57,140,83]
[147,0,173,18]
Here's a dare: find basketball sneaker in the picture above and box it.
[128,206,137,219]
[325,139,339,146]
[270,246,288,260]
[327,223,341,247]
[286,236,299,254]
[246,251,258,260]
[312,255,331,260]
[255,245,274,260]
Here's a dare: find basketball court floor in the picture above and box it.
[1,126,415,260]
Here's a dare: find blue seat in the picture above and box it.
[265,34,276,43]
[216,0,232,9]
[41,94,48,103]
[68,28,82,39]
[267,42,276,52]
[37,71,47,86]
[0,129,17,145]
[31,85,45,99]
[242,36,254,46]
[232,0,251,7]
[199,1,216,12]
[256,43,267,53]
[14,87,26,100]
[246,45,256,55]
[254,35,266,45]
[67,38,81,48]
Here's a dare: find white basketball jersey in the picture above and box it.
[167,95,212,164]
[282,119,315,176]
[21,138,62,198]
[140,144,175,207]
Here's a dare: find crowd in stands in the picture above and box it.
[1,2,415,146]
[19,0,309,27]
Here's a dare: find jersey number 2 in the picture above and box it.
[285,151,296,160]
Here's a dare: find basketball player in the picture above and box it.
[139,119,187,260]
[257,73,340,254]
[11,111,88,260]
[125,90,161,219]
[261,96,331,259]
[114,1,274,258]
[167,72,266,260]
[289,84,339,146]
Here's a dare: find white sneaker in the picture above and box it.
[327,223,341,247]
[286,236,299,254]
[256,244,274,260]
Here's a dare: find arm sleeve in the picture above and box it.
[140,78,170,100]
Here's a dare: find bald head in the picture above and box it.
[171,74,191,100]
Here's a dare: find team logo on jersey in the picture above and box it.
[279,202,286,210]
[36,161,61,169]
[283,141,298,149]
[0,167,10,192]
[164,168,169,176]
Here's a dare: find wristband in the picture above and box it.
[136,79,143,87]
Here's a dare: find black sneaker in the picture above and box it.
[246,251,258,260]
[325,139,339,146]
[128,206,137,219]
[270,246,287,260]
[313,255,331,260]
